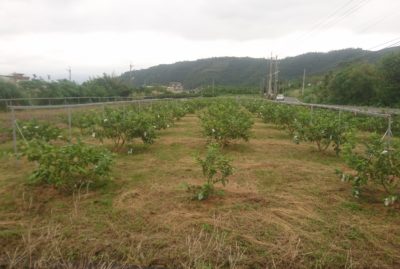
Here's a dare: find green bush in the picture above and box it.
[92,108,157,150]
[293,109,354,155]
[258,103,301,136]
[72,101,199,151]
[199,100,254,146]
[149,108,174,130]
[73,110,98,134]
[337,135,400,206]
[194,143,233,200]
[19,119,63,142]
[20,140,113,192]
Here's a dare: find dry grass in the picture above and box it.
[0,115,399,268]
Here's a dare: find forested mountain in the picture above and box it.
[121,47,400,89]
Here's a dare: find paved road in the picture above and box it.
[283,96,302,104]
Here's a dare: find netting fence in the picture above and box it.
[239,96,396,144]
[5,98,186,159]
[0,96,183,111]
[1,96,398,161]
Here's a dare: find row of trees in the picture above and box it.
[0,75,259,108]
[241,99,399,206]
[0,74,133,101]
[303,52,400,107]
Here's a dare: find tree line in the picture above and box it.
[302,52,400,107]
[0,74,132,101]
[0,73,260,109]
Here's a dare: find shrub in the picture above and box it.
[150,109,174,130]
[93,108,157,150]
[194,143,233,200]
[259,104,301,136]
[73,110,98,134]
[131,112,158,144]
[20,140,113,192]
[293,109,354,155]
[168,102,189,120]
[257,103,278,123]
[19,119,63,142]
[337,135,400,206]
[199,100,253,146]
[240,99,264,113]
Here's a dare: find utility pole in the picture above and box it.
[129,63,134,81]
[274,56,279,95]
[267,53,273,97]
[260,78,265,97]
[302,68,306,96]
[67,67,71,81]
[212,79,215,96]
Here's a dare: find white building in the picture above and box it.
[166,82,184,93]
[0,73,30,83]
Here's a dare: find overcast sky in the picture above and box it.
[1,0,399,82]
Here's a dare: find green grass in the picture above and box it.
[0,114,399,268]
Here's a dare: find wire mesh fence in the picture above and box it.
[0,96,150,111]
[4,98,184,159]
[238,96,396,142]
[0,95,398,160]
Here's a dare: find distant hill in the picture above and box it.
[121,47,400,89]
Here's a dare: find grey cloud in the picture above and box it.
[1,0,400,81]
[1,0,399,41]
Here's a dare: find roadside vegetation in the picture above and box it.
[299,51,400,107]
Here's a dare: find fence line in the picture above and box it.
[3,94,400,116]
[235,96,398,118]
[3,96,397,164]
[264,98,394,144]
[0,95,194,111]
[7,98,177,110]
[0,96,133,102]
[273,100,392,118]
[7,97,190,160]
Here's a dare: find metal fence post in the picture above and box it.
[11,107,18,163]
[68,106,72,142]
[310,105,314,124]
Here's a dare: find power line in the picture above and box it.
[388,40,400,49]
[296,0,369,42]
[295,0,396,66]
[296,0,358,40]
[318,0,368,28]
[334,36,400,65]
[320,0,371,30]
[289,0,371,85]
[357,11,399,33]
[368,37,400,51]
